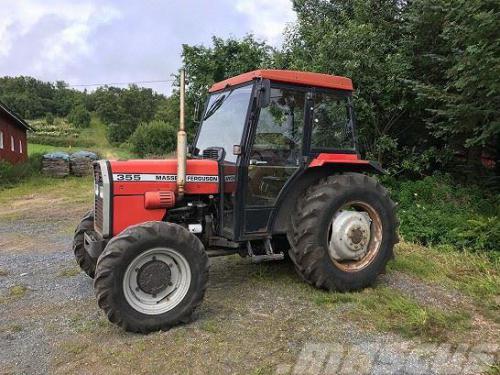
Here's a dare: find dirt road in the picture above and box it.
[0,180,498,374]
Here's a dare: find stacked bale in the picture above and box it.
[70,151,98,176]
[42,152,70,177]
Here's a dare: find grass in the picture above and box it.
[389,242,500,320]
[58,266,81,277]
[485,362,500,375]
[78,116,134,159]
[0,175,93,205]
[200,319,219,333]
[313,287,471,341]
[0,285,28,304]
[28,115,135,160]
[0,323,23,334]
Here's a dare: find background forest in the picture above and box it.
[0,0,498,254]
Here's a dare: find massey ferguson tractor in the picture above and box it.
[73,69,397,333]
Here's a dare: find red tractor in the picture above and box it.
[74,69,397,333]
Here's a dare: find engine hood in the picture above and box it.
[109,158,223,196]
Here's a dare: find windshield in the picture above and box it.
[195,85,253,163]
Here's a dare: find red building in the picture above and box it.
[0,101,33,164]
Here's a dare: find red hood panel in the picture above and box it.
[110,158,220,195]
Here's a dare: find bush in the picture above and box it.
[45,113,54,125]
[68,105,91,128]
[129,120,176,157]
[0,153,43,187]
[383,175,499,253]
[106,120,137,145]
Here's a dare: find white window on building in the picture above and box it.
[0,131,3,149]
[11,136,14,152]
[19,139,23,153]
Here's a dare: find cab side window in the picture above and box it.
[311,92,354,150]
[251,88,305,166]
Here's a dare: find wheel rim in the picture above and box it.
[327,201,383,272]
[123,247,191,315]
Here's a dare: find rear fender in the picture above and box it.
[271,161,385,233]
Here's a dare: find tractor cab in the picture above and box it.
[192,70,376,241]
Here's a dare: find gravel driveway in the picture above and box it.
[0,197,498,374]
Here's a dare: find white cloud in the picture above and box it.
[0,1,120,74]
[234,0,296,46]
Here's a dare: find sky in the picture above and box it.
[0,0,296,95]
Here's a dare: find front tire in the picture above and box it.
[288,173,398,292]
[93,221,209,333]
[73,210,97,278]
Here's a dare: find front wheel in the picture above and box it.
[288,173,398,292]
[93,221,209,333]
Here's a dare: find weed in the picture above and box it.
[64,340,89,355]
[484,362,500,375]
[201,320,218,333]
[389,242,500,320]
[314,286,471,341]
[0,285,28,304]
[58,266,81,277]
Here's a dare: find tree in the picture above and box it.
[68,104,91,128]
[129,120,177,156]
[181,35,275,137]
[282,0,413,166]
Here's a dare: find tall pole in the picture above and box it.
[177,69,187,199]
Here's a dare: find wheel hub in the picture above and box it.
[137,259,172,295]
[329,211,371,261]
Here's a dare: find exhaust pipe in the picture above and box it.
[176,68,187,200]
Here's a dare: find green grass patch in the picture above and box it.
[0,323,23,334]
[200,319,219,333]
[315,287,471,341]
[58,266,81,277]
[0,175,93,204]
[68,313,109,334]
[0,285,28,304]
[389,242,500,319]
[485,362,500,375]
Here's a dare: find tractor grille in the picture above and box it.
[94,163,104,233]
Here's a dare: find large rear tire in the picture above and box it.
[93,221,209,333]
[288,173,398,292]
[73,210,96,278]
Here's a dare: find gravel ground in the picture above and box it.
[0,206,498,374]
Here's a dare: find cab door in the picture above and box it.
[243,86,307,234]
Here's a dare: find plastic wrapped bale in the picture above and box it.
[70,151,98,176]
[42,152,70,177]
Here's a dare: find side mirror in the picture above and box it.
[259,79,271,108]
[188,145,199,156]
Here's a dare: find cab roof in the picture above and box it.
[209,69,353,93]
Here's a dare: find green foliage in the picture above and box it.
[129,120,177,157]
[383,175,500,252]
[45,113,54,125]
[407,0,500,149]
[68,104,91,128]
[90,85,165,144]
[0,154,43,187]
[0,77,85,118]
[182,35,274,136]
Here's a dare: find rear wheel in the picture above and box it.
[93,221,209,333]
[288,173,398,291]
[73,210,96,278]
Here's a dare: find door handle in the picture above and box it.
[249,159,268,166]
